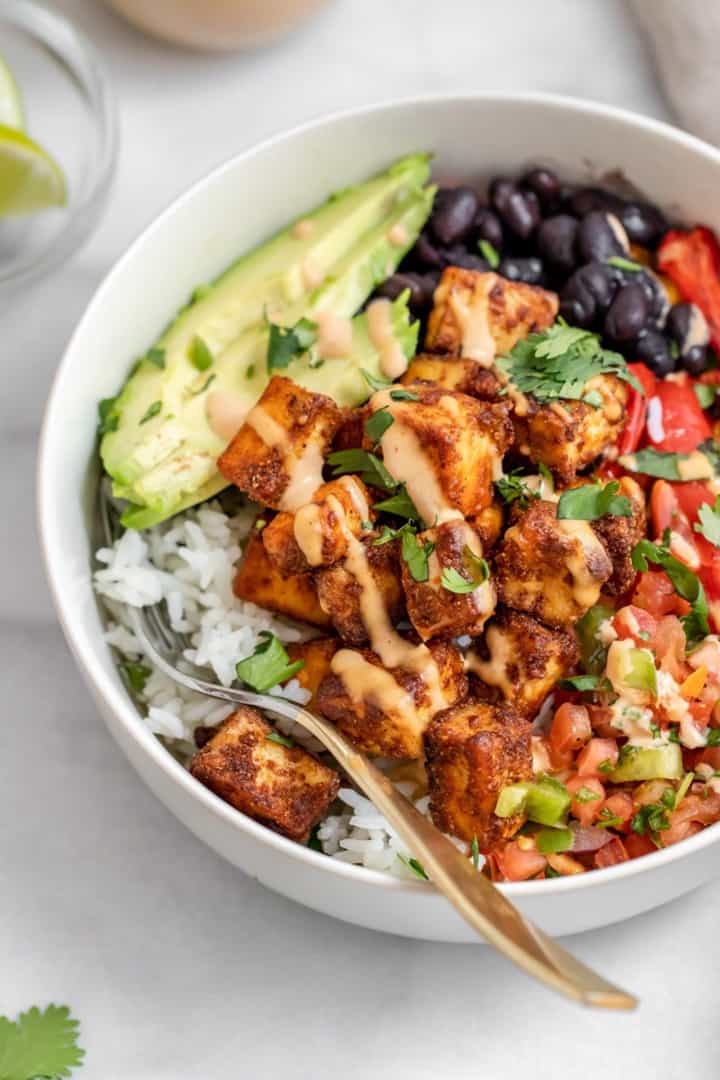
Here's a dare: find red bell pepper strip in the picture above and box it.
[645,377,712,453]
[657,226,720,352]
[617,362,657,455]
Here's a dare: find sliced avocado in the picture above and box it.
[102,153,433,528]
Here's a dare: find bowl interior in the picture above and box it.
[39,93,720,902]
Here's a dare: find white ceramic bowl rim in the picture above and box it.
[38,90,720,904]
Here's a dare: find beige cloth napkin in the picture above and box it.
[630,0,720,146]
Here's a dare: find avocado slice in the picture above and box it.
[102,153,433,529]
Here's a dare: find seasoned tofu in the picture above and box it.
[234,526,332,629]
[217,375,343,511]
[512,375,628,483]
[190,706,340,842]
[284,638,339,709]
[316,639,467,758]
[399,354,493,396]
[425,701,533,849]
[472,501,504,551]
[262,475,373,575]
[425,268,558,359]
[315,535,404,644]
[591,475,647,596]
[401,520,496,641]
[369,385,513,521]
[494,499,612,628]
[467,609,579,720]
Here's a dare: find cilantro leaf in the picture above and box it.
[607,255,642,273]
[364,407,394,443]
[266,730,294,748]
[496,319,643,404]
[558,674,612,692]
[236,632,304,692]
[619,447,685,480]
[361,369,393,393]
[189,335,213,371]
[495,469,540,510]
[326,449,396,493]
[139,400,161,424]
[631,802,671,837]
[396,853,429,880]
[441,547,489,594]
[574,785,602,804]
[478,239,500,269]
[0,1004,85,1080]
[632,537,710,644]
[119,661,151,694]
[145,346,166,369]
[695,495,720,548]
[266,317,317,370]
[695,383,717,410]
[389,388,419,402]
[401,529,435,583]
[188,373,216,396]
[557,480,632,521]
[373,486,420,520]
[97,396,119,435]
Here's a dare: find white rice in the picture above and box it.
[94,497,479,881]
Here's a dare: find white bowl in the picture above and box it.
[39,93,720,943]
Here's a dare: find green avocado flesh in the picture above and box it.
[100,153,435,530]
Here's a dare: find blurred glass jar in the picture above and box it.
[104,0,334,51]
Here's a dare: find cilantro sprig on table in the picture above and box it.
[0,1004,84,1080]
[495,319,644,403]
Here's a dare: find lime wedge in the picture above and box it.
[0,124,66,216]
[0,55,24,129]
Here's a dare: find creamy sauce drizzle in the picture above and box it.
[330,649,415,717]
[293,502,324,566]
[448,274,496,367]
[367,299,408,379]
[315,310,354,358]
[557,518,606,609]
[206,389,250,442]
[245,404,324,512]
[465,628,514,700]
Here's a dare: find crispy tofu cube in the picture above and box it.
[512,375,629,483]
[284,638,339,709]
[494,500,612,628]
[591,475,647,596]
[314,535,404,645]
[467,609,580,720]
[217,375,343,511]
[316,639,467,758]
[425,701,533,849]
[190,706,340,842]
[425,269,558,359]
[472,501,504,551]
[370,385,513,519]
[401,521,496,641]
[234,526,332,629]
[262,476,373,575]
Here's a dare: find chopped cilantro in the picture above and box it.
[558,674,612,692]
[189,373,216,396]
[361,368,393,392]
[607,255,643,273]
[478,238,500,269]
[632,536,710,645]
[597,808,625,829]
[695,383,717,410]
[397,854,430,881]
[235,632,304,692]
[139,400,162,424]
[401,530,435,583]
[389,388,419,402]
[574,786,602,804]
[706,728,720,747]
[471,834,480,869]
[597,759,615,774]
[620,447,688,480]
[266,316,317,370]
[373,485,420,520]
[266,730,295,748]
[327,449,396,492]
[495,469,540,510]
[557,480,632,521]
[145,346,166,369]
[98,396,119,435]
[694,495,720,548]
[189,335,213,371]
[120,661,151,694]
[364,407,394,443]
[631,802,671,836]
[495,319,643,404]
[582,389,605,408]
[245,364,256,379]
[441,547,489,594]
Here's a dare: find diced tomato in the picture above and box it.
[694,747,720,771]
[617,362,657,455]
[599,791,634,833]
[586,704,618,739]
[577,737,619,777]
[612,605,657,644]
[644,378,712,454]
[651,615,688,681]
[548,703,592,766]
[594,836,629,868]
[657,226,720,353]
[632,570,691,619]
[492,841,547,882]
[567,774,605,826]
[661,791,720,847]
[625,833,656,859]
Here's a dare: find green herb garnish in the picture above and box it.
[706,728,720,747]
[98,396,119,435]
[327,449,396,492]
[574,786,602,804]
[495,469,540,510]
[145,346,166,369]
[597,808,625,829]
[373,485,420,520]
[245,364,256,379]
[557,480,632,521]
[189,335,213,371]
[620,447,687,480]
[139,400,162,424]
[389,388,419,402]
[266,316,317,370]
[441,547,489,594]
[558,674,612,692]
[695,383,717,410]
[478,238,500,269]
[120,661,151,694]
[401,530,435,583]
[632,536,710,645]
[235,632,304,692]
[364,407,394,443]
[361,368,393,392]
[266,730,295,748]
[607,255,643,273]
[397,854,429,881]
[189,373,216,396]
[695,495,720,548]
[0,1003,85,1079]
[471,834,480,869]
[495,319,643,403]
[631,801,671,836]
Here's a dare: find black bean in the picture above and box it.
[604,283,650,343]
[489,177,517,214]
[683,345,709,376]
[566,186,625,218]
[666,301,710,352]
[537,214,578,272]
[559,277,597,328]
[440,247,490,272]
[498,256,544,284]
[500,189,541,239]
[430,186,479,246]
[575,261,622,312]
[473,206,504,250]
[618,201,667,247]
[577,210,630,263]
[630,269,670,326]
[376,272,433,313]
[633,328,676,377]
[521,167,561,207]
[412,230,445,269]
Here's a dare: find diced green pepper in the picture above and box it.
[623,647,658,696]
[535,826,573,854]
[494,783,531,818]
[576,604,615,675]
[495,777,570,826]
[608,744,683,783]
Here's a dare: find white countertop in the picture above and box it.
[3,1,718,1076]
